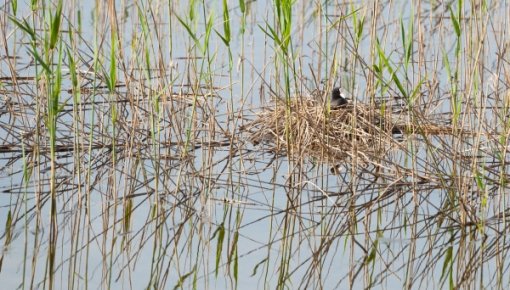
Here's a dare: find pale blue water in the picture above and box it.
[1,1,509,289]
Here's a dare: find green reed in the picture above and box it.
[3,1,510,289]
[10,1,64,289]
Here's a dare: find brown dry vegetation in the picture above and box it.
[1,1,510,290]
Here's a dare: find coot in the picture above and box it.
[331,87,348,107]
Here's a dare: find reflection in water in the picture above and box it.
[1,1,510,289]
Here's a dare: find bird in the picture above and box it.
[330,87,349,107]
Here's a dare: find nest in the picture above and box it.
[246,98,405,163]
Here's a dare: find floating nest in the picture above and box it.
[245,97,407,164]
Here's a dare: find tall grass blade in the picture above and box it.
[49,0,63,50]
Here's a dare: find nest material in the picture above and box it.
[247,98,404,163]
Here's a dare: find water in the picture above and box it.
[1,0,510,289]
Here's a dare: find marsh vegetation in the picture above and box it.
[1,0,510,289]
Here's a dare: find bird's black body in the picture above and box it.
[331,87,348,107]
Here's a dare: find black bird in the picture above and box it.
[331,87,348,107]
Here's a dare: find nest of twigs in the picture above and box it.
[246,98,406,163]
